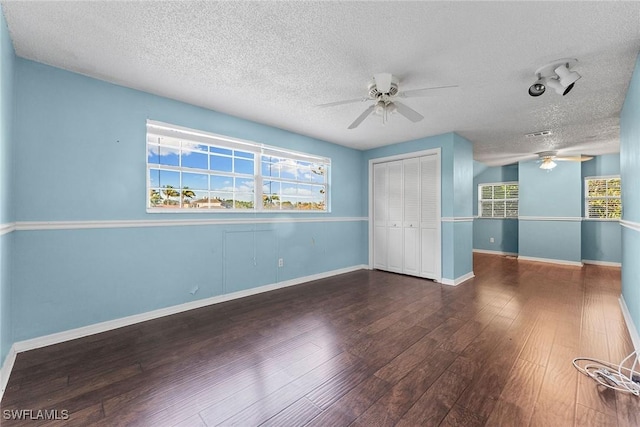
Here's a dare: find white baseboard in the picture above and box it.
[582,259,622,267]
[473,249,518,257]
[440,271,475,286]
[0,345,17,397]
[619,295,640,353]
[517,255,583,267]
[0,264,367,401]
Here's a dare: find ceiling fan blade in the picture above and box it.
[555,155,594,162]
[398,85,459,98]
[393,101,424,123]
[316,97,368,108]
[348,105,376,129]
[485,153,538,166]
[374,73,393,94]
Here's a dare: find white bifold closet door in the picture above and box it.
[387,160,404,273]
[372,163,389,270]
[372,153,439,280]
[419,154,439,278]
[402,158,420,276]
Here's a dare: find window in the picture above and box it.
[585,176,621,219]
[478,182,518,218]
[146,121,329,212]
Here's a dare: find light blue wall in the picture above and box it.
[474,218,519,254]
[473,162,519,254]
[453,134,473,217]
[581,153,621,181]
[581,153,621,264]
[620,52,640,338]
[519,160,582,217]
[362,132,474,282]
[473,156,620,263]
[518,159,582,263]
[582,221,621,264]
[12,221,364,340]
[15,60,363,221]
[10,59,366,342]
[452,134,473,278]
[0,8,15,367]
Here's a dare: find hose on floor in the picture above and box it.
[573,350,640,396]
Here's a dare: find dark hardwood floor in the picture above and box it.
[2,253,639,426]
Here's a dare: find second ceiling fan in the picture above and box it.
[318,73,458,129]
[538,151,593,170]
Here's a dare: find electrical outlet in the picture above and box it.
[278,258,284,267]
[490,237,495,243]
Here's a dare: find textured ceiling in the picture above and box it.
[2,1,640,165]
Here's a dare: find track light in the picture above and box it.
[545,78,571,96]
[555,63,581,87]
[528,75,546,97]
[529,58,580,97]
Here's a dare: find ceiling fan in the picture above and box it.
[317,73,458,129]
[538,151,593,170]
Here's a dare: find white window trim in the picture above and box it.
[146,120,330,213]
[584,175,621,221]
[478,181,519,219]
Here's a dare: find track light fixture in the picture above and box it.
[528,58,581,97]
[528,74,546,97]
[545,78,571,96]
[555,63,581,87]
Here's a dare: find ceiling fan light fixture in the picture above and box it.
[539,158,557,170]
[387,102,397,114]
[324,72,455,129]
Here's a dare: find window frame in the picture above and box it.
[584,175,621,220]
[478,181,519,219]
[146,120,330,213]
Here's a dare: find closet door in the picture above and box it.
[372,163,388,269]
[402,158,420,275]
[386,160,404,273]
[420,154,439,278]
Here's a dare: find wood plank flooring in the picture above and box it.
[2,253,639,426]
